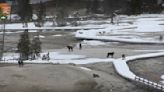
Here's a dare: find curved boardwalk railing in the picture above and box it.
[135,76,164,91]
[113,52,164,92]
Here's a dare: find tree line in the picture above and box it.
[13,0,163,23]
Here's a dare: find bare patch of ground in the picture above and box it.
[0,62,152,92]
[0,64,96,92]
[129,57,164,83]
[82,62,149,92]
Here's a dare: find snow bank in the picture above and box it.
[1,51,115,64]
[0,58,114,65]
[79,67,92,71]
[0,22,36,30]
[52,34,63,37]
[34,35,45,38]
[82,40,106,46]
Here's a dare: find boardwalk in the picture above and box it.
[113,52,164,91]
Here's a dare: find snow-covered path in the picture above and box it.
[113,52,164,91]
[0,23,104,30]
[0,58,115,65]
[113,59,136,79]
[114,52,164,79]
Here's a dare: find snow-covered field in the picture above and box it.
[1,14,164,90]
[76,14,164,44]
[1,14,164,64]
[0,14,164,92]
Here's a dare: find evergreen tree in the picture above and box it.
[86,0,100,14]
[86,0,92,14]
[9,0,17,22]
[103,0,112,14]
[36,1,46,27]
[17,0,33,22]
[142,0,162,13]
[91,0,99,13]
[31,37,42,58]
[103,0,117,14]
[56,8,68,26]
[127,0,142,15]
[17,29,31,60]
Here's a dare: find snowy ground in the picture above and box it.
[2,14,164,44]
[1,14,164,72]
[75,14,164,44]
[1,14,164,91]
[1,14,164,65]
[2,51,115,64]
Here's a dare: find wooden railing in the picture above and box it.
[135,76,164,91]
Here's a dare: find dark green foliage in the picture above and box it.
[87,0,100,14]
[132,0,142,14]
[36,1,46,27]
[124,0,162,14]
[31,37,42,57]
[86,0,92,13]
[103,0,114,14]
[142,0,162,13]
[127,0,142,15]
[103,0,126,14]
[17,0,33,22]
[56,8,68,26]
[17,30,42,60]
[17,29,31,60]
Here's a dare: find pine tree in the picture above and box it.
[36,1,46,27]
[103,0,112,14]
[17,29,31,60]
[91,0,99,13]
[142,0,161,13]
[17,0,33,22]
[31,37,42,58]
[127,0,142,15]
[86,0,100,14]
[86,0,92,14]
[56,8,68,26]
